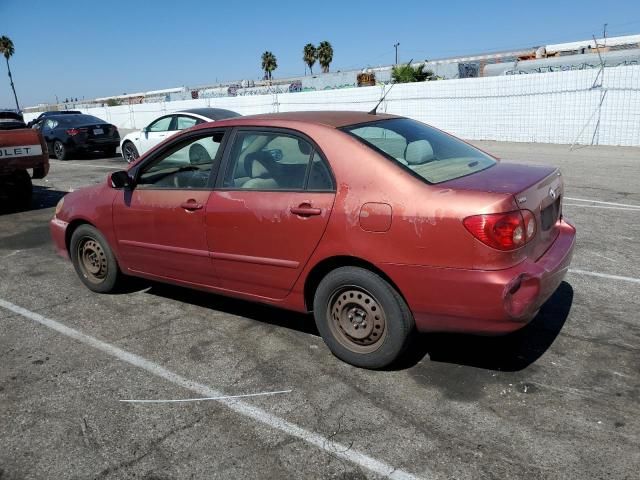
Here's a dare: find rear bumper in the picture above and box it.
[50,217,69,259]
[384,220,576,334]
[67,138,120,151]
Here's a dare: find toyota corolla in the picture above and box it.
[50,111,575,368]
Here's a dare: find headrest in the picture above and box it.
[405,140,434,165]
[189,143,211,165]
[298,139,312,155]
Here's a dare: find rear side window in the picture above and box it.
[176,116,198,130]
[343,118,495,184]
[223,130,334,191]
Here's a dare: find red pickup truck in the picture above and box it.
[0,111,49,209]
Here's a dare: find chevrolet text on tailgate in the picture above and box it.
[49,111,576,369]
[0,110,49,209]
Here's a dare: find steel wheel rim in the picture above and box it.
[124,144,137,163]
[77,237,108,284]
[54,142,63,157]
[327,287,387,354]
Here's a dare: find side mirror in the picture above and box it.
[110,170,133,189]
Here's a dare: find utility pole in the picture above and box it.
[394,42,400,65]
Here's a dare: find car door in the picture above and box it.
[112,130,227,286]
[40,118,59,150]
[137,115,175,154]
[205,129,336,300]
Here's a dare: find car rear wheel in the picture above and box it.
[313,266,414,369]
[53,140,68,160]
[122,142,139,163]
[70,225,121,293]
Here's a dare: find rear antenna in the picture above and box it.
[369,58,411,115]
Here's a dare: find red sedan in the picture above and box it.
[50,111,575,368]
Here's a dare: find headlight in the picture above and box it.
[54,197,64,216]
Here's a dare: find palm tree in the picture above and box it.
[261,51,277,81]
[391,62,434,83]
[317,41,333,73]
[303,43,317,74]
[0,36,19,110]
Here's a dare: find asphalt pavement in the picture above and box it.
[0,141,638,479]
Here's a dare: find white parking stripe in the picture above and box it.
[121,390,293,403]
[0,298,423,480]
[569,269,640,284]
[564,197,640,209]
[563,203,640,212]
[52,162,119,169]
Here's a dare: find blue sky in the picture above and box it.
[1,0,639,107]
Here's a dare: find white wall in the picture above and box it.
[24,65,640,146]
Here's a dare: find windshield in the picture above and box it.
[58,114,105,125]
[342,118,496,184]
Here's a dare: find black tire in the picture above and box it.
[14,170,33,209]
[313,266,414,369]
[1,170,32,210]
[103,146,117,158]
[121,141,139,163]
[70,225,121,293]
[53,140,69,160]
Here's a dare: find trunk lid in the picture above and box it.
[442,161,564,261]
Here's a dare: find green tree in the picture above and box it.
[261,51,278,81]
[303,43,317,74]
[0,36,19,110]
[317,41,333,73]
[391,62,434,83]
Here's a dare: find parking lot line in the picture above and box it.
[0,297,424,480]
[564,203,640,212]
[120,390,293,403]
[569,269,640,284]
[52,162,119,169]
[564,197,640,209]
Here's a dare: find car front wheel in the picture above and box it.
[70,225,121,293]
[313,266,414,369]
[122,141,139,163]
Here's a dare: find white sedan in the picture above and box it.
[120,108,240,162]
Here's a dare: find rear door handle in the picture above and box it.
[181,200,203,211]
[291,204,321,217]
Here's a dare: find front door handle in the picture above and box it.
[291,203,321,217]
[181,200,203,211]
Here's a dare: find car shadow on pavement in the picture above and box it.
[0,186,67,215]
[137,279,572,372]
[144,282,321,336]
[399,281,574,372]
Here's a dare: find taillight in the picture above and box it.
[463,210,537,251]
[66,127,87,136]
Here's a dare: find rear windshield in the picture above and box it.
[57,114,105,125]
[342,118,496,184]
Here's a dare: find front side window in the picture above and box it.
[343,118,496,184]
[224,131,325,190]
[147,116,173,132]
[137,132,225,189]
